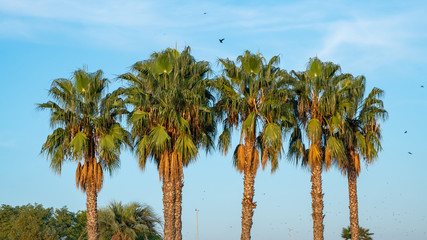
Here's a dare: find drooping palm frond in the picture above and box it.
[39,68,131,192]
[99,201,162,240]
[121,47,215,182]
[334,74,387,175]
[215,51,292,172]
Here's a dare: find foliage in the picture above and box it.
[341,226,374,240]
[98,201,162,240]
[334,75,388,175]
[0,204,86,240]
[120,47,215,181]
[38,68,131,192]
[215,50,293,173]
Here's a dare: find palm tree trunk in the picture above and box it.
[348,164,360,240]
[174,178,183,240]
[240,169,256,240]
[311,163,324,240]
[162,177,176,240]
[86,181,99,240]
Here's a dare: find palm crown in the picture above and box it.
[39,68,130,192]
[336,75,388,174]
[120,47,215,181]
[216,50,291,173]
[98,201,162,240]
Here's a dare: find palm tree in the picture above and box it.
[98,201,162,240]
[119,47,215,240]
[334,76,387,240]
[288,58,346,240]
[39,68,130,240]
[215,51,291,240]
[341,226,374,240]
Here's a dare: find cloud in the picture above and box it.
[316,9,427,70]
[0,0,425,68]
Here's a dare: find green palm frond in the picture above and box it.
[99,201,162,240]
[175,134,198,165]
[242,112,257,137]
[218,127,231,155]
[39,68,131,192]
[306,118,322,141]
[120,47,215,180]
[148,125,171,153]
[69,131,87,159]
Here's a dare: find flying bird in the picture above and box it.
[421,85,424,88]
[404,130,407,133]
[203,12,207,14]
[219,38,225,43]
[408,152,412,155]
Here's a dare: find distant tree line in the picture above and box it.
[0,202,162,240]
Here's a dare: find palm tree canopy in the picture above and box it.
[120,47,216,181]
[334,75,388,175]
[215,50,293,173]
[38,68,131,192]
[98,201,162,240]
[287,57,348,169]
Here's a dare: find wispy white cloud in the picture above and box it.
[0,0,425,69]
[314,9,427,72]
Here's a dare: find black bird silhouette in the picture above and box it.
[421,85,424,88]
[203,12,207,14]
[404,130,407,133]
[219,38,225,43]
[408,152,412,155]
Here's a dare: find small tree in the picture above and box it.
[341,226,374,240]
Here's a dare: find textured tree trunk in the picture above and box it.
[348,164,360,240]
[162,178,176,240]
[174,178,183,240]
[240,169,256,240]
[311,163,324,240]
[86,181,99,240]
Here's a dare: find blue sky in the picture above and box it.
[1,0,427,239]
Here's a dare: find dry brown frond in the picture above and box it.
[81,162,88,191]
[177,152,183,180]
[252,149,260,174]
[164,153,170,181]
[76,162,82,189]
[261,147,268,170]
[96,162,103,192]
[354,153,361,175]
[87,159,93,181]
[237,145,245,173]
[171,152,177,181]
[159,154,165,181]
[324,147,331,171]
[308,144,321,166]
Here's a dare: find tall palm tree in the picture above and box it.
[39,68,130,240]
[288,58,346,240]
[98,201,162,240]
[334,76,387,240]
[120,47,215,240]
[215,51,292,240]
